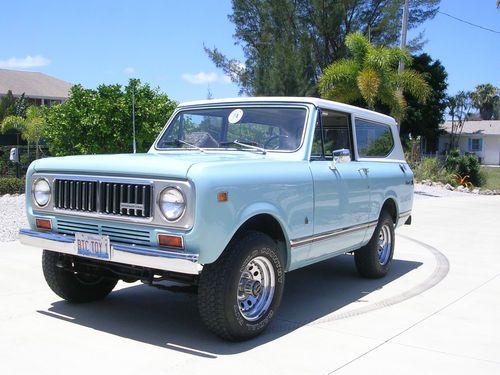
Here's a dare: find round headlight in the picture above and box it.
[159,187,185,221]
[33,179,51,207]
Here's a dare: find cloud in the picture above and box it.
[181,72,218,85]
[181,71,234,85]
[0,55,51,69]
[123,67,135,75]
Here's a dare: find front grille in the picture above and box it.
[57,219,151,246]
[54,179,98,212]
[54,179,152,218]
[100,182,151,217]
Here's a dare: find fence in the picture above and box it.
[0,145,50,177]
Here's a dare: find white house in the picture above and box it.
[0,68,72,107]
[438,120,500,165]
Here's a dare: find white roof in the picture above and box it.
[0,69,72,100]
[441,120,500,136]
[179,96,397,125]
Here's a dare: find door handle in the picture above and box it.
[358,167,369,175]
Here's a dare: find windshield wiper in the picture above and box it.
[162,139,205,152]
[220,140,266,154]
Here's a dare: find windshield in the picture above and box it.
[156,106,307,152]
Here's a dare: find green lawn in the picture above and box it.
[481,166,500,190]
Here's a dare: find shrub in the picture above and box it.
[0,177,25,195]
[445,151,486,187]
[412,157,455,185]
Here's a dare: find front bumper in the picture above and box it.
[19,228,202,275]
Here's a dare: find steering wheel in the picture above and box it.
[263,135,289,149]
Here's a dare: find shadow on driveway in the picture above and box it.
[38,254,422,357]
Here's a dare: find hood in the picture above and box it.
[32,151,265,179]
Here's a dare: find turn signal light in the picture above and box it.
[217,191,228,202]
[158,234,184,249]
[36,218,52,230]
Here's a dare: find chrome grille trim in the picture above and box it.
[31,174,195,230]
[54,178,152,218]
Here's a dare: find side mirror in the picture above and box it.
[9,148,19,163]
[330,148,351,170]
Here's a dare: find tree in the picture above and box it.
[206,0,440,96]
[23,106,48,159]
[44,80,176,156]
[447,91,473,150]
[400,53,448,151]
[1,106,47,159]
[0,91,17,122]
[318,33,430,120]
[470,83,499,120]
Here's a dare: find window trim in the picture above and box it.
[469,138,482,152]
[153,104,310,154]
[309,108,355,161]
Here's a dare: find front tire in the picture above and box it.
[198,231,285,341]
[42,250,118,303]
[354,211,395,278]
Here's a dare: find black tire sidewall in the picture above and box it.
[224,236,285,338]
[355,211,395,278]
[42,250,118,302]
[198,231,285,341]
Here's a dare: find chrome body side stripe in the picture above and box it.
[290,220,378,248]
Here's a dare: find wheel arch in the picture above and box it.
[229,213,290,270]
[380,197,398,224]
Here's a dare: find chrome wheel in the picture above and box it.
[237,256,276,321]
[378,224,392,265]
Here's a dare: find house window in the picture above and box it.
[469,138,482,152]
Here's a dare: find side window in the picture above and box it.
[355,119,394,157]
[311,110,352,159]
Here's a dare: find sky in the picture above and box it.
[0,0,499,103]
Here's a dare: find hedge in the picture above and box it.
[0,177,25,195]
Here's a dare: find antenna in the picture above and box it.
[132,82,137,153]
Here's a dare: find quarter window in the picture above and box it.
[355,119,394,157]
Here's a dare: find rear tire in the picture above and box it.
[42,250,118,302]
[354,211,395,278]
[198,231,285,341]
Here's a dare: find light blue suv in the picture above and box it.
[20,97,413,340]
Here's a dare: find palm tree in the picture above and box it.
[471,83,499,120]
[1,107,47,160]
[318,33,430,120]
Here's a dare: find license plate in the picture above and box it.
[75,232,111,260]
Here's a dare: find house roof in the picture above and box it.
[0,69,72,100]
[441,120,500,136]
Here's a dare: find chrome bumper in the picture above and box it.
[19,228,202,275]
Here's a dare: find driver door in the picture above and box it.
[308,109,371,261]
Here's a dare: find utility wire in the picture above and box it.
[437,10,500,34]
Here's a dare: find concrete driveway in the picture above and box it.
[1,192,499,374]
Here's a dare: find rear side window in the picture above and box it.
[355,119,394,157]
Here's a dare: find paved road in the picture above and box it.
[0,193,499,374]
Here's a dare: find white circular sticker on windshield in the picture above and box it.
[228,109,244,124]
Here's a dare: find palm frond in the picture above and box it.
[1,115,26,134]
[318,59,359,98]
[357,68,380,109]
[345,33,370,64]
[396,69,431,103]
